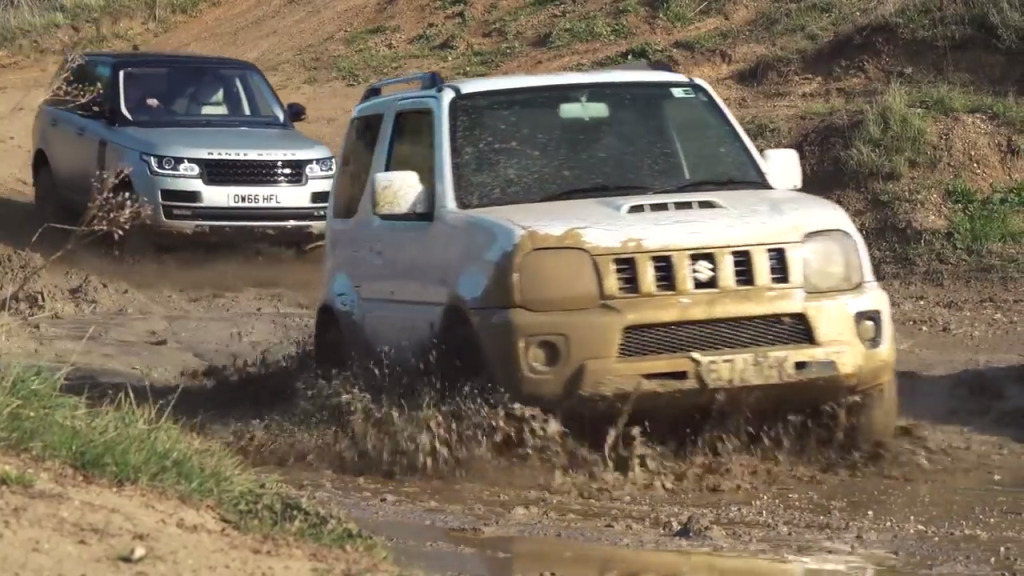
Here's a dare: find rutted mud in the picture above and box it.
[57,340,1016,575]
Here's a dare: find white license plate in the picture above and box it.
[229,193,282,206]
[697,351,796,388]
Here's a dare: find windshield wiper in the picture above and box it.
[539,184,656,202]
[647,179,772,194]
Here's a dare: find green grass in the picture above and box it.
[883,0,1024,50]
[947,179,1024,254]
[546,14,628,47]
[0,465,36,488]
[455,42,521,77]
[843,84,933,182]
[651,0,720,27]
[0,364,379,550]
[909,83,1024,129]
[591,41,672,68]
[334,25,427,86]
[0,0,209,50]
[750,0,854,45]
[674,28,737,51]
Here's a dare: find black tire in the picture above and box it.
[313,309,352,375]
[33,163,79,226]
[846,377,899,447]
[431,311,490,396]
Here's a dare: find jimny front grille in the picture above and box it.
[617,314,815,358]
[608,246,795,297]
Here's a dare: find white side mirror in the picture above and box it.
[371,171,431,218]
[762,148,803,190]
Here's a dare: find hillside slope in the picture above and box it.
[2,0,1022,280]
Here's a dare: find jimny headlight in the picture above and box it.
[141,153,200,177]
[305,157,336,178]
[802,230,864,294]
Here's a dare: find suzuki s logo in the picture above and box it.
[692,258,716,283]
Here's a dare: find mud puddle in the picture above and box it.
[280,462,1022,576]
[357,516,893,576]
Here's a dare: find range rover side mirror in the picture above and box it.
[371,171,432,221]
[286,102,307,123]
[762,148,803,190]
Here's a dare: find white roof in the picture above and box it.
[353,68,698,112]
[447,69,692,94]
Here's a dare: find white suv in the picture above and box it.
[315,65,897,444]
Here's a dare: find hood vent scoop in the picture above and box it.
[623,199,724,214]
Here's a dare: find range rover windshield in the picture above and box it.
[449,82,769,209]
[117,64,287,127]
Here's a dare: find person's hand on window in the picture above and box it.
[145,98,162,108]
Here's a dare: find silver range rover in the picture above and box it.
[31,51,335,241]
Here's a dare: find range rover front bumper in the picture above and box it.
[132,173,330,237]
[472,283,895,408]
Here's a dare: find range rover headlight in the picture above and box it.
[802,230,864,294]
[305,157,336,178]
[517,248,600,312]
[141,153,200,177]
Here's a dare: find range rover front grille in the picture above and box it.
[617,314,815,358]
[602,245,795,297]
[200,159,306,186]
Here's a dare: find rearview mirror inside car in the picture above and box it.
[371,171,432,220]
[558,101,609,120]
[286,102,307,123]
[762,148,803,190]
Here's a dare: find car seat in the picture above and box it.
[189,75,229,115]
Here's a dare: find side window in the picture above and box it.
[332,113,384,219]
[385,109,435,196]
[46,59,109,116]
[44,58,85,110]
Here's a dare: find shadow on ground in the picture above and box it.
[0,193,51,253]
[899,365,1024,442]
[58,353,309,424]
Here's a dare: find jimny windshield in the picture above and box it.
[449,82,767,209]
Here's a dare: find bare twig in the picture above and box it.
[42,52,103,113]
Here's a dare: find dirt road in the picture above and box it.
[1,58,1022,576]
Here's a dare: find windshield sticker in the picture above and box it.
[670,87,696,98]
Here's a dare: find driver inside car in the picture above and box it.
[122,73,164,118]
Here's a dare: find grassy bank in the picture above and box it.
[0,362,381,550]
[0,0,209,51]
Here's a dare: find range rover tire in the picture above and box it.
[33,163,80,226]
[846,377,899,447]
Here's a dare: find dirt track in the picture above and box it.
[1,48,1023,576]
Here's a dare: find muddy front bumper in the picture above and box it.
[473,283,895,406]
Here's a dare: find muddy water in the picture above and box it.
[358,517,896,576]
[280,457,1022,576]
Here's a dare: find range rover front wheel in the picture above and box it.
[33,163,79,226]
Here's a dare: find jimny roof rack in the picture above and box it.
[360,71,446,103]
